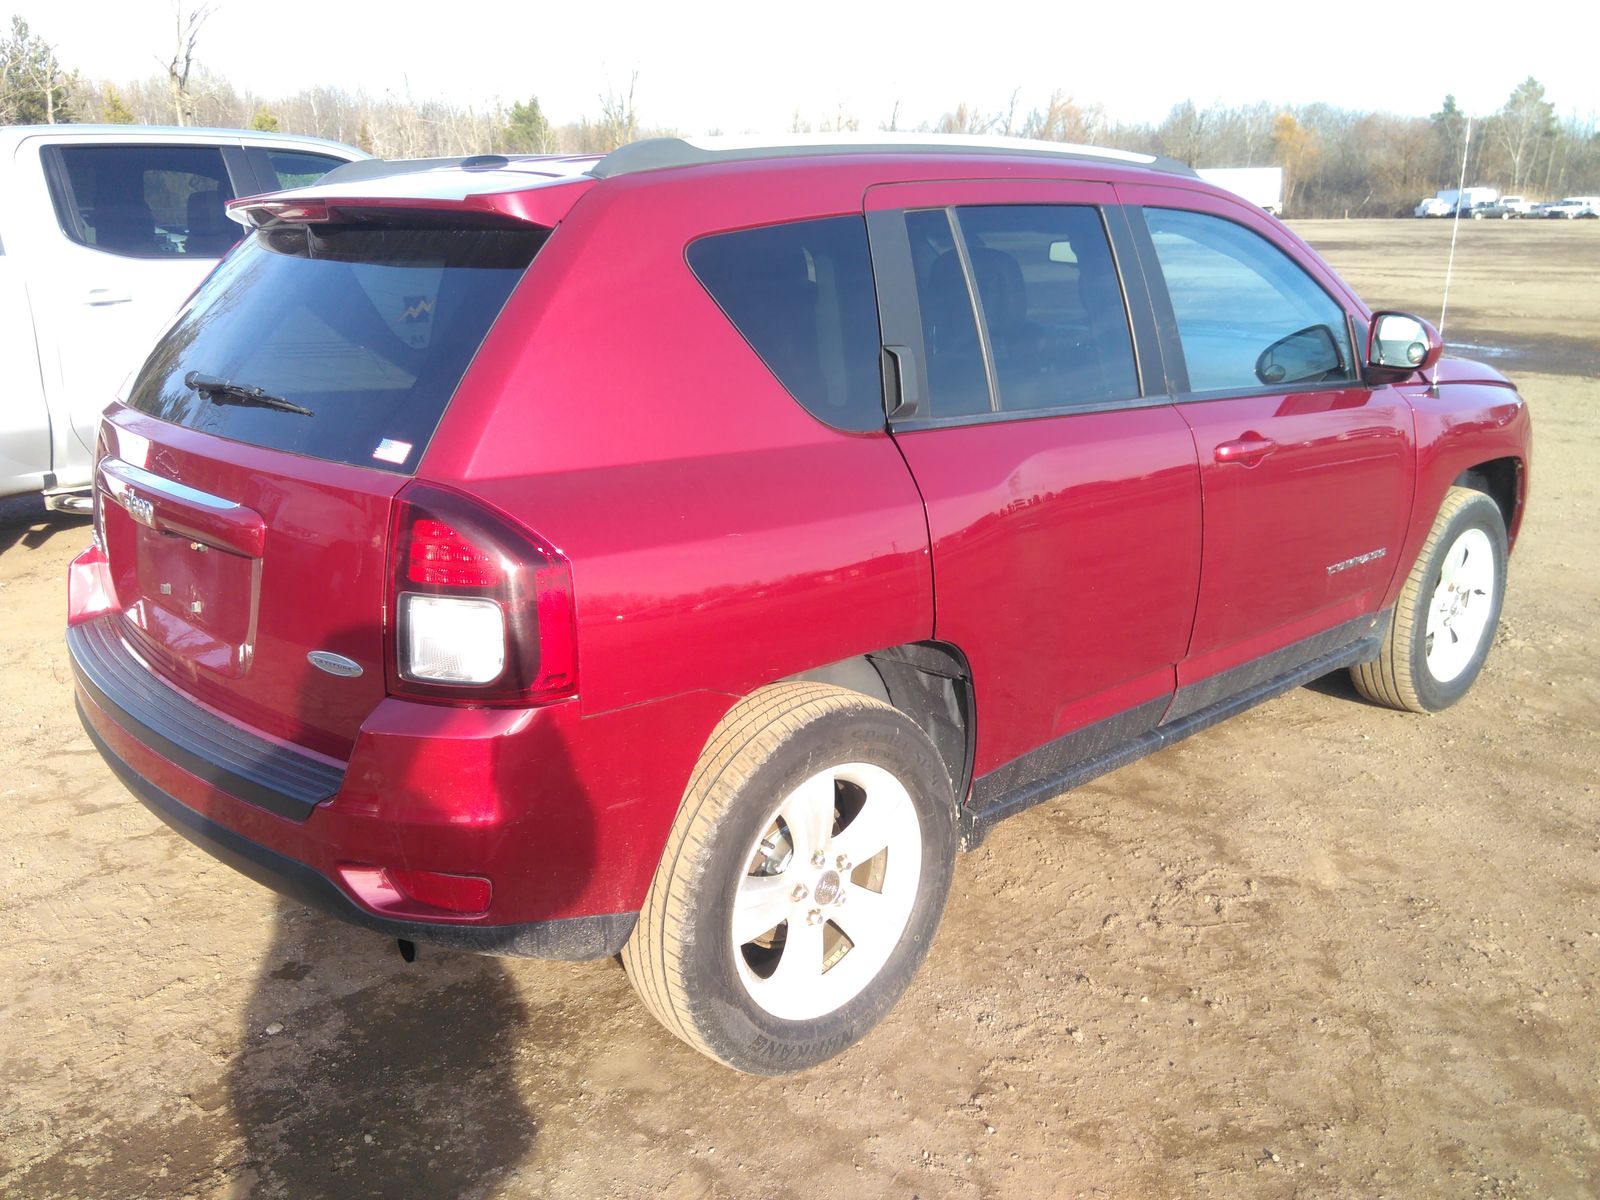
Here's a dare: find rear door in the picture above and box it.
[96,215,545,759]
[22,138,254,481]
[1118,185,1414,702]
[866,179,1202,781]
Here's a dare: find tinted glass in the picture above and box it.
[688,216,884,432]
[126,223,544,473]
[268,150,349,190]
[955,205,1139,412]
[1145,208,1355,392]
[903,209,992,418]
[53,145,241,259]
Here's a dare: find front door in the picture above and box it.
[1118,188,1415,699]
[865,180,1203,783]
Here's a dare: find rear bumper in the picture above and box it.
[68,598,637,960]
[77,700,632,958]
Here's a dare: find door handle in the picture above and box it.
[1214,435,1277,465]
[85,288,132,306]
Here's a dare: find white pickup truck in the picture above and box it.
[1,125,365,511]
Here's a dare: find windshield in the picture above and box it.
[125,222,546,472]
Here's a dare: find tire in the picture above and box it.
[1351,486,1508,713]
[621,682,958,1074]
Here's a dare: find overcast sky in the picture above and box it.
[15,0,1597,132]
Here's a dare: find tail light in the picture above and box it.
[386,483,576,706]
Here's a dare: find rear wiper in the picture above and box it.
[183,370,314,417]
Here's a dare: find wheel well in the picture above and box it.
[786,643,975,803]
[1453,457,1522,536]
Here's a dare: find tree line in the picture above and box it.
[4,12,1597,217]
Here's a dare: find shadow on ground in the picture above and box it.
[222,902,537,1199]
[0,511,91,557]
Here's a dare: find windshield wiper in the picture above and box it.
[183,370,314,417]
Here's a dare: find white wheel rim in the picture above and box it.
[731,762,923,1022]
[1424,526,1495,683]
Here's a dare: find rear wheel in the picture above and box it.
[1351,486,1508,712]
[621,682,958,1074]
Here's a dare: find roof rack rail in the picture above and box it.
[589,134,1196,180]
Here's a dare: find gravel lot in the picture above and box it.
[2,218,1596,1199]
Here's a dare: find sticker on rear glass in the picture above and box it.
[373,438,412,465]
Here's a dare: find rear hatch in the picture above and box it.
[96,210,549,759]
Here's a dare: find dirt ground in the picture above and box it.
[1,219,1596,1200]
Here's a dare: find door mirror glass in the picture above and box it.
[1368,311,1442,372]
[1255,324,1345,386]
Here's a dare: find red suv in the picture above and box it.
[68,137,1531,1074]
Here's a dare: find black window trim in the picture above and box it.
[42,141,256,261]
[1127,204,1367,402]
[867,200,1172,432]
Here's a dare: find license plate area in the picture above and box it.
[105,507,262,678]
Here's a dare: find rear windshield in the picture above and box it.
[125,222,545,472]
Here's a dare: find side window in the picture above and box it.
[52,145,240,260]
[268,150,349,190]
[687,215,884,432]
[1144,208,1355,393]
[954,205,1139,412]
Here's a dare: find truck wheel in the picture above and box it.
[621,682,958,1074]
[1351,486,1507,713]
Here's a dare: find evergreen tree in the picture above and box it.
[0,17,75,125]
[100,83,135,124]
[503,96,550,153]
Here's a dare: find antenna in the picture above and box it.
[1438,115,1473,341]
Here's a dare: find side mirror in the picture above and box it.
[1255,324,1345,386]
[1366,311,1442,378]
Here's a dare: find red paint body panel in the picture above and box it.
[892,408,1201,775]
[1386,366,1531,603]
[1174,386,1415,671]
[68,150,1533,942]
[95,411,399,759]
[421,167,938,713]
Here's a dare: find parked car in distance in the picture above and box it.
[68,134,1532,1074]
[1414,196,1453,217]
[0,125,366,512]
[1479,195,1535,219]
[1541,196,1600,219]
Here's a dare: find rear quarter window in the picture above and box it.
[687,215,885,433]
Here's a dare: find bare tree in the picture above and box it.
[165,2,211,126]
[935,102,993,135]
[1022,91,1105,144]
[598,71,639,150]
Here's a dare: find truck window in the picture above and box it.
[267,150,349,190]
[49,144,242,260]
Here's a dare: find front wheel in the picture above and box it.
[622,682,958,1074]
[1351,486,1508,712]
